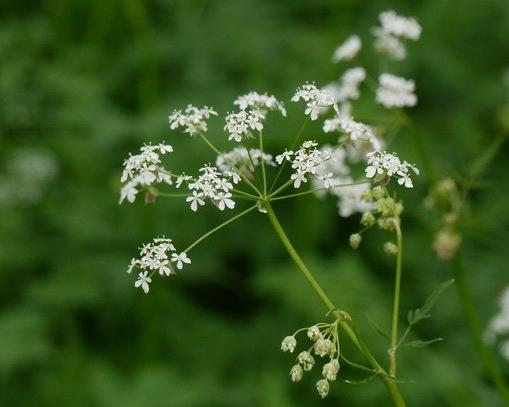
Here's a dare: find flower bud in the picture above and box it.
[384,242,398,255]
[314,338,334,357]
[307,325,322,341]
[349,233,362,249]
[432,229,461,261]
[361,211,375,227]
[289,364,303,382]
[281,336,297,353]
[322,359,340,381]
[316,379,330,398]
[297,351,315,371]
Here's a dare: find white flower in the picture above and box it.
[169,105,217,136]
[332,35,362,62]
[119,144,174,204]
[322,359,340,381]
[215,192,235,210]
[323,114,380,150]
[216,147,275,175]
[307,325,322,341]
[281,336,297,353]
[289,364,303,382]
[314,338,335,357]
[275,150,293,164]
[186,191,205,211]
[224,109,264,142]
[297,351,315,371]
[336,181,373,217]
[316,379,330,398]
[365,150,419,188]
[378,10,422,40]
[291,83,335,120]
[372,29,407,60]
[171,252,191,269]
[175,174,192,188]
[485,287,509,345]
[376,73,417,108]
[134,271,152,294]
[233,91,286,117]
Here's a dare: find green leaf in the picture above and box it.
[400,338,443,348]
[408,279,455,325]
[366,313,391,340]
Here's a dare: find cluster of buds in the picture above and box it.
[281,322,341,398]
[349,186,403,254]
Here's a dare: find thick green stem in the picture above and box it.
[452,253,509,405]
[390,221,403,376]
[264,200,406,407]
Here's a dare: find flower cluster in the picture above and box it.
[359,186,403,232]
[215,147,274,177]
[372,10,422,60]
[119,143,174,204]
[233,91,286,117]
[291,83,335,120]
[168,105,217,136]
[332,35,362,63]
[365,150,419,188]
[485,287,509,361]
[276,141,334,188]
[127,236,191,293]
[325,67,366,105]
[281,323,341,398]
[376,73,417,108]
[185,165,238,211]
[224,109,264,142]
[323,114,380,151]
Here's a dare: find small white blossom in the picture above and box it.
[372,28,407,60]
[216,147,275,175]
[186,191,205,211]
[291,83,335,120]
[290,364,304,382]
[281,336,297,353]
[332,35,362,62]
[175,174,192,188]
[322,359,340,381]
[119,144,174,204]
[215,192,236,210]
[187,165,237,211]
[316,379,330,398]
[307,325,323,341]
[376,73,417,108]
[234,91,286,117]
[365,150,419,187]
[169,105,217,136]
[378,10,422,40]
[297,351,315,371]
[224,109,264,142]
[134,271,152,294]
[314,338,335,357]
[323,114,380,150]
[171,252,191,269]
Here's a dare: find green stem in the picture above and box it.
[183,205,257,253]
[452,252,509,405]
[264,201,406,407]
[390,220,403,377]
[259,131,267,195]
[270,179,371,201]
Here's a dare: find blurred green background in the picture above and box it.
[1,0,509,406]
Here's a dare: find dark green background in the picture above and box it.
[1,0,509,406]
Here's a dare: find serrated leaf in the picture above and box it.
[408,279,455,325]
[400,337,443,348]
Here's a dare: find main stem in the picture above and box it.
[264,200,406,407]
[390,221,403,376]
[452,253,509,405]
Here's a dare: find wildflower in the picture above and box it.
[322,359,340,381]
[215,147,274,176]
[215,192,236,210]
[349,233,362,249]
[291,83,335,120]
[134,271,152,294]
[307,325,322,341]
[378,10,422,40]
[297,351,315,371]
[290,364,304,382]
[316,379,330,398]
[323,114,380,151]
[169,105,217,136]
[372,29,407,60]
[365,150,419,187]
[336,181,373,217]
[171,252,191,269]
[332,35,362,62]
[281,336,297,353]
[186,191,205,212]
[224,109,264,142]
[376,73,417,108]
[314,338,335,357]
[119,144,174,204]
[233,91,286,117]
[384,242,398,255]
